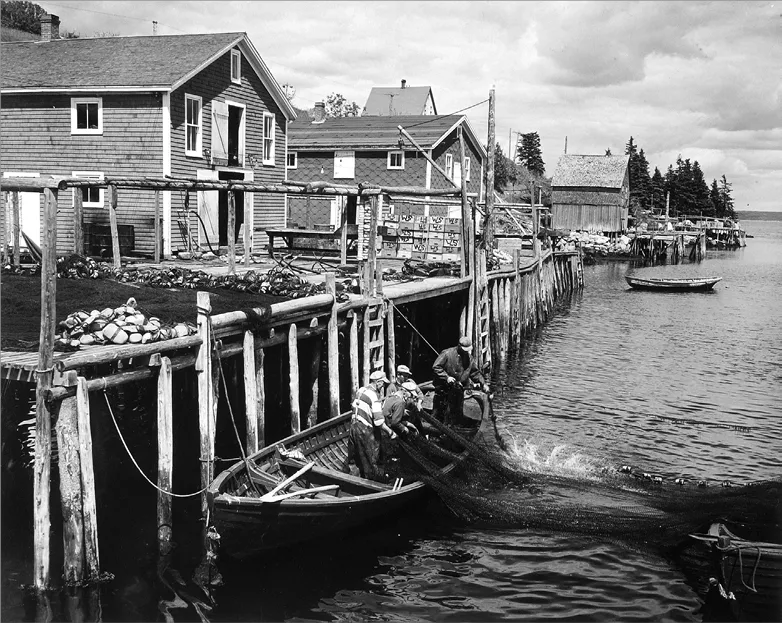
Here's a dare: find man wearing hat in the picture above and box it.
[342,370,393,481]
[379,380,421,463]
[387,364,425,406]
[432,336,490,423]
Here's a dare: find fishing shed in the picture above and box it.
[550,154,630,234]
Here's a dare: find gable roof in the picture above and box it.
[0,32,296,119]
[288,114,486,159]
[363,86,436,116]
[552,155,629,188]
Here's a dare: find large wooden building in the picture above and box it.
[362,80,437,116]
[1,15,296,258]
[551,154,630,234]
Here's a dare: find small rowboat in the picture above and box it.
[625,275,722,291]
[207,384,488,559]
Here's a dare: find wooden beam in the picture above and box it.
[228,190,236,274]
[196,292,215,520]
[256,347,265,449]
[362,304,371,387]
[340,197,348,266]
[307,322,322,429]
[348,311,359,398]
[458,127,470,276]
[73,188,83,255]
[398,125,459,189]
[76,376,100,579]
[243,331,259,454]
[288,323,300,434]
[108,185,121,270]
[483,88,496,252]
[386,301,396,382]
[367,195,379,296]
[33,187,58,589]
[11,191,21,268]
[154,190,161,264]
[325,273,340,419]
[156,356,173,559]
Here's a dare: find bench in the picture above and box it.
[265,225,358,258]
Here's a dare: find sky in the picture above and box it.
[32,1,782,212]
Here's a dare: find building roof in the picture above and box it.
[363,86,436,116]
[289,114,485,158]
[552,155,629,189]
[0,32,296,119]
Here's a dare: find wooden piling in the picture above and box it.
[386,301,396,381]
[503,278,512,354]
[458,127,469,276]
[157,356,173,558]
[196,292,216,519]
[108,184,121,269]
[348,311,359,398]
[56,371,85,584]
[288,323,300,434]
[73,189,84,255]
[325,273,340,418]
[367,196,379,295]
[340,198,348,266]
[76,376,99,579]
[228,191,236,274]
[33,186,57,590]
[243,331,261,454]
[362,304,371,387]
[154,190,161,264]
[12,191,20,267]
[307,319,322,429]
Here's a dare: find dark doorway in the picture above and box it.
[345,196,358,224]
[218,171,245,246]
[228,106,243,167]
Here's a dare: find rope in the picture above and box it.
[717,542,761,593]
[392,303,440,357]
[102,390,209,498]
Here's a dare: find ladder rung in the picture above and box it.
[369,340,385,349]
[368,319,384,327]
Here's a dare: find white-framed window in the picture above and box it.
[445,153,454,180]
[334,150,355,179]
[465,157,471,182]
[71,97,103,134]
[387,150,404,170]
[72,171,104,207]
[262,112,275,165]
[185,94,202,157]
[231,49,241,84]
[287,152,297,169]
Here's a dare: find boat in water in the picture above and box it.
[625,275,722,292]
[207,384,489,559]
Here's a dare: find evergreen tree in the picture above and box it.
[691,161,713,217]
[651,167,665,213]
[493,143,518,192]
[709,179,722,218]
[625,136,652,212]
[718,175,736,219]
[516,132,545,178]
[625,136,638,157]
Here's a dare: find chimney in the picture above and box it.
[40,14,60,42]
[401,79,407,89]
[313,102,326,124]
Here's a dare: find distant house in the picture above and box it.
[363,80,437,116]
[1,14,296,258]
[286,107,485,229]
[551,154,630,233]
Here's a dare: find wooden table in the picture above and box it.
[265,226,358,258]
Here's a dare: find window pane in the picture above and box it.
[77,104,88,129]
[87,104,98,129]
[187,127,197,152]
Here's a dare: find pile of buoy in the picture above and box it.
[555,232,636,256]
[56,297,196,351]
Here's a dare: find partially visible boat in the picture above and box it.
[625,275,722,292]
[207,384,488,559]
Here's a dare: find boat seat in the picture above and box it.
[279,458,392,493]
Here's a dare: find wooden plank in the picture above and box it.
[386,301,396,382]
[76,376,99,579]
[243,331,259,455]
[33,186,57,589]
[288,322,300,434]
[349,311,359,398]
[154,190,161,264]
[157,356,173,559]
[196,291,214,520]
[73,188,83,255]
[397,125,458,189]
[228,190,236,274]
[108,185,121,270]
[325,273,340,419]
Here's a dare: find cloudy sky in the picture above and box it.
[36,1,782,212]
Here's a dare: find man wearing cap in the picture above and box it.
[379,381,421,464]
[342,370,394,481]
[432,336,490,423]
[387,364,425,407]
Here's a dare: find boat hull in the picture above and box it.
[625,275,722,292]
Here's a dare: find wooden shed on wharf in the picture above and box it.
[551,154,630,234]
[0,167,582,595]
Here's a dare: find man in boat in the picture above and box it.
[379,381,422,468]
[432,336,490,424]
[387,364,425,409]
[342,370,394,481]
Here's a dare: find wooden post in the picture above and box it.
[154,190,161,264]
[348,311,359,398]
[307,321,322,429]
[12,191,20,268]
[386,301,396,381]
[325,273,340,418]
[458,127,470,276]
[228,190,236,274]
[196,292,215,519]
[76,376,99,579]
[108,184,121,270]
[407,304,417,369]
[503,278,512,354]
[375,259,384,297]
[243,188,252,266]
[33,187,58,589]
[367,196,379,296]
[484,88,496,252]
[340,197,348,266]
[73,189,84,255]
[513,249,521,350]
[243,331,260,454]
[56,371,85,584]
[362,304,371,387]
[288,322,300,434]
[157,356,173,559]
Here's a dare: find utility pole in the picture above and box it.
[152,21,158,35]
[484,87,496,252]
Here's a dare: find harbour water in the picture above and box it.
[2,218,780,621]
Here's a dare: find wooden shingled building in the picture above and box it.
[551,154,630,234]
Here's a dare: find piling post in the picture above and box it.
[458,126,470,276]
[483,88,496,252]
[325,273,340,418]
[243,331,259,454]
[33,187,58,590]
[73,189,84,255]
[56,371,85,584]
[307,318,322,429]
[196,292,216,519]
[108,184,121,270]
[348,311,359,398]
[288,323,300,434]
[386,301,396,381]
[154,190,162,264]
[513,249,521,349]
[367,196,379,295]
[362,305,371,387]
[340,198,349,266]
[12,191,20,268]
[157,356,174,558]
[228,191,236,274]
[75,376,100,579]
[503,278,512,353]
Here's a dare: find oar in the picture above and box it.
[261,461,315,498]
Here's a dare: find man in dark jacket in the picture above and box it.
[432,336,489,423]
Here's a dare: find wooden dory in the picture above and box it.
[207,388,488,559]
[625,275,722,292]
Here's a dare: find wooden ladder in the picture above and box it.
[473,250,492,372]
[362,302,386,386]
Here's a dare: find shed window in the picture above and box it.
[465,157,471,182]
[72,171,104,207]
[287,152,297,169]
[387,151,404,170]
[185,94,202,156]
[334,151,355,179]
[231,49,241,84]
[262,112,275,165]
[71,97,103,134]
[445,153,454,180]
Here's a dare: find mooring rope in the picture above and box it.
[391,302,440,356]
[103,390,209,498]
